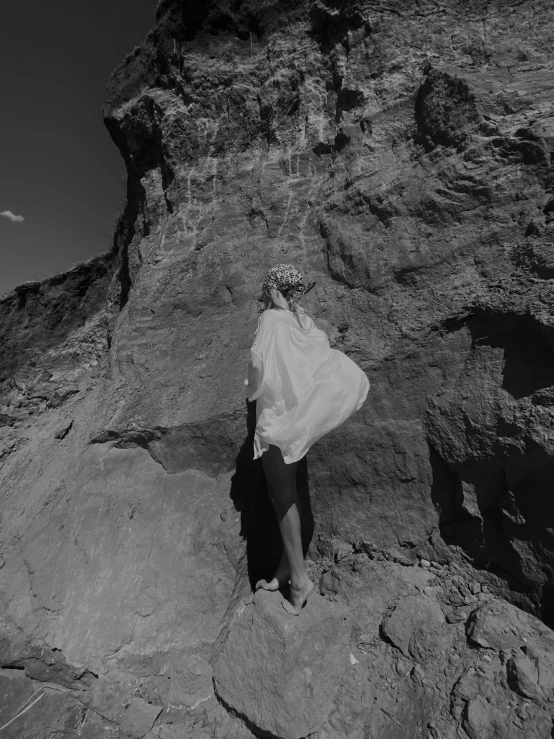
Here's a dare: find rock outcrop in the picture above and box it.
[1,0,554,737]
[214,590,351,739]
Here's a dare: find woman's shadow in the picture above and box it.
[230,400,314,589]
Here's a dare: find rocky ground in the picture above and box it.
[0,0,553,736]
[1,550,553,738]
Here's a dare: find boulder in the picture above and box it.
[381,594,448,666]
[506,654,544,703]
[463,696,506,739]
[213,590,351,739]
[467,600,529,651]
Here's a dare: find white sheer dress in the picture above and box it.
[245,308,369,464]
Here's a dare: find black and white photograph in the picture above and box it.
[0,1,553,737]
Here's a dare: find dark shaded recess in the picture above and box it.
[430,441,554,626]
[334,130,351,152]
[309,0,368,51]
[116,173,148,311]
[339,88,364,111]
[490,129,549,167]
[206,9,263,39]
[428,309,554,624]
[335,88,365,123]
[513,240,554,280]
[393,263,427,287]
[415,68,481,150]
[286,95,300,117]
[525,221,542,237]
[230,400,314,590]
[257,94,277,148]
[429,443,458,527]
[311,128,353,158]
[0,254,114,382]
[439,311,473,334]
[313,141,333,156]
[542,586,554,640]
[429,447,534,582]
[102,151,148,311]
[461,470,525,584]
[468,310,554,399]
[104,101,164,308]
[155,0,214,41]
[105,96,174,188]
[436,307,554,396]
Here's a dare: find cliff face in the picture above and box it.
[1,1,554,737]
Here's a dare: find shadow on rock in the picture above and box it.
[230,400,314,589]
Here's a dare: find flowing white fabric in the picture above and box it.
[245,308,369,464]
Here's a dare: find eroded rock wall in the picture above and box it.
[102,0,554,613]
[0,0,553,737]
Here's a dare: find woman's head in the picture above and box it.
[261,264,315,312]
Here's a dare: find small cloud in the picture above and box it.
[0,210,25,223]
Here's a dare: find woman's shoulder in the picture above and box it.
[259,308,318,335]
[254,308,290,341]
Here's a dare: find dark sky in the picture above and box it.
[0,0,157,296]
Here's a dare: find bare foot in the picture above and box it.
[255,565,290,592]
[282,578,314,616]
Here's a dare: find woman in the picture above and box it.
[245,264,369,615]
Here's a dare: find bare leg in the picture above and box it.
[256,483,290,591]
[261,445,314,615]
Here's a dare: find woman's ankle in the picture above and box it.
[290,574,311,590]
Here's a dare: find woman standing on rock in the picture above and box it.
[245,265,369,615]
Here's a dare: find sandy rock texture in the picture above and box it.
[214,589,351,738]
[1,0,554,736]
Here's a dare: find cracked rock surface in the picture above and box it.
[214,589,351,739]
[0,0,554,737]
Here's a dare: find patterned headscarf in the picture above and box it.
[262,264,315,299]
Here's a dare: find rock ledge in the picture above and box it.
[213,590,351,739]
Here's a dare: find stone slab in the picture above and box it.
[466,600,529,651]
[381,594,448,666]
[213,589,351,739]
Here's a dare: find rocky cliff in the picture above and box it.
[1,0,554,737]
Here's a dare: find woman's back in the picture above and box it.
[247,306,369,464]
